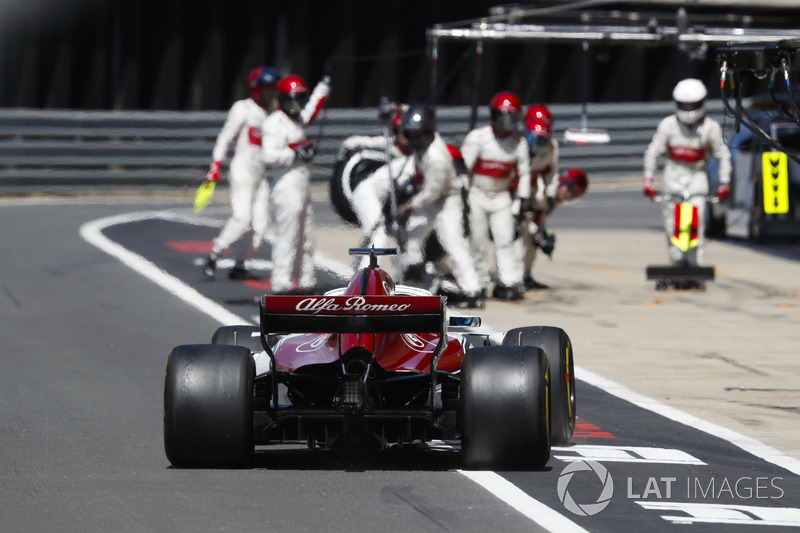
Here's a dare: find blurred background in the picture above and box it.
[3,0,800,110]
[2,0,800,202]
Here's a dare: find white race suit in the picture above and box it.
[209,98,271,259]
[405,134,482,296]
[261,81,329,292]
[461,125,531,288]
[644,114,731,266]
[346,135,412,260]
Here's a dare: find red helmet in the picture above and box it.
[522,118,552,156]
[524,104,553,126]
[524,118,551,139]
[558,168,588,197]
[490,91,521,135]
[277,74,309,117]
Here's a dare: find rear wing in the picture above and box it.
[259,295,446,334]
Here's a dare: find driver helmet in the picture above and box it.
[673,78,707,125]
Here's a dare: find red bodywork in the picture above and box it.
[268,266,464,374]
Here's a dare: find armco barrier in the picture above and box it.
[0,102,729,190]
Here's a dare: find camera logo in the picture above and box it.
[557,460,614,516]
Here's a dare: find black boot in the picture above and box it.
[454,293,485,309]
[402,263,426,286]
[228,261,248,280]
[203,253,217,279]
[492,284,523,301]
[523,275,549,291]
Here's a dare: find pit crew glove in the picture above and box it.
[532,230,556,257]
[643,176,657,201]
[716,184,731,203]
[205,160,222,182]
[294,143,316,162]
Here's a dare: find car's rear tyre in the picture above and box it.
[460,345,550,470]
[503,326,576,446]
[164,344,254,468]
[211,325,263,352]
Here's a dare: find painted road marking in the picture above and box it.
[459,470,591,533]
[552,445,706,465]
[637,501,800,527]
[80,211,247,326]
[573,418,616,438]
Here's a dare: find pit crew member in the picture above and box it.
[261,73,330,294]
[461,91,532,301]
[643,78,731,267]
[202,66,281,280]
[397,104,484,309]
[519,169,588,290]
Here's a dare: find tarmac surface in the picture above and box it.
[3,181,799,531]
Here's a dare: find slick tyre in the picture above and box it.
[329,149,386,226]
[211,325,263,352]
[164,344,254,468]
[504,326,576,446]
[460,345,550,470]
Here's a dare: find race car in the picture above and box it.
[164,248,576,470]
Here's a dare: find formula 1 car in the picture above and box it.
[164,248,576,470]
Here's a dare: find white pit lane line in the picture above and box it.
[81,210,800,532]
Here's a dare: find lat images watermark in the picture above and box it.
[557,460,614,516]
[557,460,787,517]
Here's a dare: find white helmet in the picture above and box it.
[673,78,707,125]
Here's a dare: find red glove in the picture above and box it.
[205,160,222,182]
[716,184,730,203]
[643,176,657,201]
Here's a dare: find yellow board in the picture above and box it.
[762,151,790,215]
[193,181,216,213]
[670,201,699,252]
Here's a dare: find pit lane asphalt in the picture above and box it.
[1,183,799,532]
